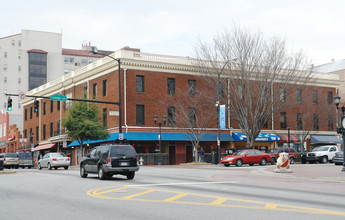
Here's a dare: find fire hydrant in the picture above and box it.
[139,157,144,166]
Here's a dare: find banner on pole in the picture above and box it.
[219,105,226,129]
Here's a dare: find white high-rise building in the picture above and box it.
[0,30,102,131]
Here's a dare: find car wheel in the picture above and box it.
[224,164,230,167]
[289,157,294,164]
[270,158,276,165]
[64,166,68,170]
[38,163,42,170]
[28,166,31,169]
[54,167,58,170]
[235,159,243,167]
[98,165,106,180]
[48,163,52,170]
[126,171,135,180]
[321,156,328,164]
[249,164,254,166]
[80,165,88,178]
[260,158,267,166]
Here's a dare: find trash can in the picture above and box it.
[301,153,307,164]
[211,151,218,164]
[0,160,3,171]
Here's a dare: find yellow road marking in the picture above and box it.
[122,189,155,199]
[210,198,228,205]
[86,186,345,217]
[264,203,278,209]
[164,193,188,202]
[97,186,129,195]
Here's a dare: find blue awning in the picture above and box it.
[310,135,342,144]
[232,132,281,142]
[68,132,234,147]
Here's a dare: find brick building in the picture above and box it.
[21,47,341,165]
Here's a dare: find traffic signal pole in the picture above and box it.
[5,93,120,105]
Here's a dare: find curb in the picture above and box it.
[0,170,16,175]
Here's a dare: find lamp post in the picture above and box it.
[90,47,123,142]
[154,114,167,166]
[217,58,237,164]
[30,132,34,153]
[334,94,345,172]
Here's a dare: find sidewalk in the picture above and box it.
[257,164,345,183]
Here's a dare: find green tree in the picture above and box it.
[63,101,109,153]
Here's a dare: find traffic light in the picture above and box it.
[34,100,39,113]
[7,97,12,111]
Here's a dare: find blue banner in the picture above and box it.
[219,105,226,129]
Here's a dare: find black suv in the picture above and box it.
[79,144,139,180]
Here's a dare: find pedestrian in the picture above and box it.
[198,147,205,162]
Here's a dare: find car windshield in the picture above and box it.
[233,150,248,156]
[50,153,67,158]
[312,146,330,152]
[110,145,137,157]
[268,149,278,153]
[6,153,18,158]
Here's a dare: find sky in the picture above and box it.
[1,0,345,66]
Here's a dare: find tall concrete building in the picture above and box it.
[0,30,101,131]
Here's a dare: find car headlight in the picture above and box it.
[222,157,233,161]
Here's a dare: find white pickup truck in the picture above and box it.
[306,145,340,163]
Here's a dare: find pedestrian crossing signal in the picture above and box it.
[7,97,12,111]
[34,100,39,113]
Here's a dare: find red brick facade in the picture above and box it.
[21,49,340,164]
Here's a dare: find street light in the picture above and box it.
[90,47,123,142]
[154,114,167,166]
[334,94,345,172]
[217,58,237,164]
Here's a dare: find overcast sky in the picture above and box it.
[1,0,345,65]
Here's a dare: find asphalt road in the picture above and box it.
[0,164,345,220]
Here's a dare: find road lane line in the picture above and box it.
[264,203,278,209]
[127,181,237,187]
[122,189,155,199]
[164,193,188,202]
[210,198,228,205]
[87,185,345,217]
[97,186,129,195]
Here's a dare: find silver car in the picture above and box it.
[38,153,70,170]
[0,153,20,169]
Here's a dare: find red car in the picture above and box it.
[220,149,272,167]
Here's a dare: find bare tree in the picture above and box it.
[194,25,314,148]
[159,86,216,162]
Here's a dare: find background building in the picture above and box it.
[0,30,102,131]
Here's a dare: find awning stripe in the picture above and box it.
[32,144,56,152]
[231,132,281,142]
[68,132,235,147]
[276,134,300,143]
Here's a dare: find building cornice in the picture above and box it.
[22,49,342,105]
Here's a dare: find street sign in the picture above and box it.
[19,138,27,143]
[119,133,124,140]
[19,92,26,99]
[51,94,67,101]
[109,111,119,116]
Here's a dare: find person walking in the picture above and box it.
[198,147,205,162]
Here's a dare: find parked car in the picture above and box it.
[220,149,271,167]
[267,147,298,165]
[0,153,20,169]
[80,144,140,180]
[18,152,33,169]
[332,151,344,165]
[306,145,339,163]
[38,153,70,170]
